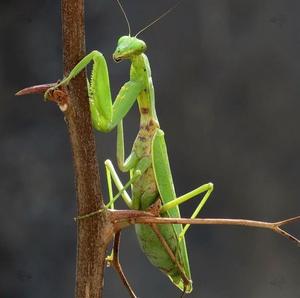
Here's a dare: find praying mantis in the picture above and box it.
[16,1,300,297]
[41,2,213,294]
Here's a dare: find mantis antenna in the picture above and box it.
[135,0,184,37]
[116,0,132,36]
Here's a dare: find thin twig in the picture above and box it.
[15,83,56,96]
[135,217,300,245]
[110,210,300,246]
[108,231,138,298]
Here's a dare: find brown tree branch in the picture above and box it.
[60,1,113,297]
[17,2,116,296]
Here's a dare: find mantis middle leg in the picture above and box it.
[104,157,151,209]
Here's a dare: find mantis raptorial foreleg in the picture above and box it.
[44,50,144,132]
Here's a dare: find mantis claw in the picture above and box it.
[43,87,54,100]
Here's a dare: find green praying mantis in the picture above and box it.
[41,2,213,293]
[16,1,300,297]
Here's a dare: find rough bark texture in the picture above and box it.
[61,1,111,297]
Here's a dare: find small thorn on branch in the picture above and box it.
[16,82,70,112]
[15,83,57,96]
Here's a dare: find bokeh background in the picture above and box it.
[1,0,300,297]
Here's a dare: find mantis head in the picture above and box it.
[113,36,147,62]
[113,0,181,62]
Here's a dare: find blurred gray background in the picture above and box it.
[1,0,300,297]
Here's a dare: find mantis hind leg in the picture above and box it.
[152,129,214,241]
[160,182,214,242]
